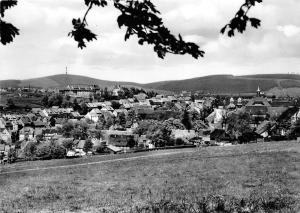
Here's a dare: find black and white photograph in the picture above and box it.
[0,0,300,212]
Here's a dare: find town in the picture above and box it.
[1,80,299,164]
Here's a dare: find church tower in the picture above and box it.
[256,86,261,97]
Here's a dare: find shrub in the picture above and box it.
[49,142,66,159]
[175,138,185,146]
[36,141,66,160]
[36,144,51,160]
[83,139,93,153]
[7,148,17,163]
[23,141,37,160]
[62,139,74,150]
[94,145,106,154]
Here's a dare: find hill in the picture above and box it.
[143,74,300,94]
[0,80,21,88]
[1,73,300,95]
[0,74,141,89]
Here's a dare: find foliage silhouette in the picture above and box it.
[0,0,263,59]
[221,0,262,37]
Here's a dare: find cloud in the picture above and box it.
[277,25,300,37]
[0,0,300,82]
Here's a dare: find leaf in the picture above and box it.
[113,1,204,59]
[117,13,128,28]
[0,20,19,45]
[0,0,17,17]
[248,0,256,6]
[228,29,234,37]
[221,0,262,37]
[84,0,107,7]
[68,19,97,49]
[249,18,261,28]
[220,26,227,34]
[178,34,183,42]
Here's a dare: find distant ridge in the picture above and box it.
[1,73,300,96]
[0,74,141,89]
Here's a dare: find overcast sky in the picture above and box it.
[1,0,300,83]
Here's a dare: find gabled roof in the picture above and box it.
[246,97,271,107]
[77,140,86,149]
[89,108,101,114]
[255,120,272,135]
[276,107,299,122]
[107,145,122,152]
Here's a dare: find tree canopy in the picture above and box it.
[0,0,262,59]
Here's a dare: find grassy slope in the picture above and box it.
[144,75,280,93]
[242,74,300,81]
[0,141,300,212]
[14,74,141,89]
[0,80,21,88]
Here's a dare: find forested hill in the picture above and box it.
[1,74,300,95]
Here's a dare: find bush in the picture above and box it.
[49,142,66,159]
[36,141,66,160]
[62,139,74,150]
[83,139,93,153]
[23,141,37,160]
[175,138,185,146]
[94,145,107,154]
[36,144,51,160]
[7,148,17,163]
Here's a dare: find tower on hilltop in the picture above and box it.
[64,66,72,88]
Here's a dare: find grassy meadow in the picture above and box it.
[0,141,300,212]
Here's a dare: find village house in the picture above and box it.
[167,96,178,103]
[59,84,100,98]
[171,129,197,141]
[291,108,300,124]
[134,93,147,101]
[236,97,243,108]
[113,109,128,117]
[42,107,72,118]
[42,128,59,140]
[85,108,103,123]
[206,107,227,130]
[86,102,103,109]
[101,105,114,112]
[119,99,133,109]
[137,135,152,148]
[112,86,123,97]
[19,127,35,141]
[75,140,86,152]
[245,87,270,121]
[226,97,236,111]
[0,119,11,143]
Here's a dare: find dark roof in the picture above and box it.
[255,121,274,135]
[246,97,271,107]
[277,107,299,123]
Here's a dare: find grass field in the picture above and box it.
[1,141,300,212]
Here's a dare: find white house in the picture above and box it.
[85,109,102,123]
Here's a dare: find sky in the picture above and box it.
[0,0,300,83]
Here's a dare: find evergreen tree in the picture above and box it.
[181,110,192,131]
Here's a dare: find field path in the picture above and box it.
[1,142,300,176]
[0,149,195,175]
